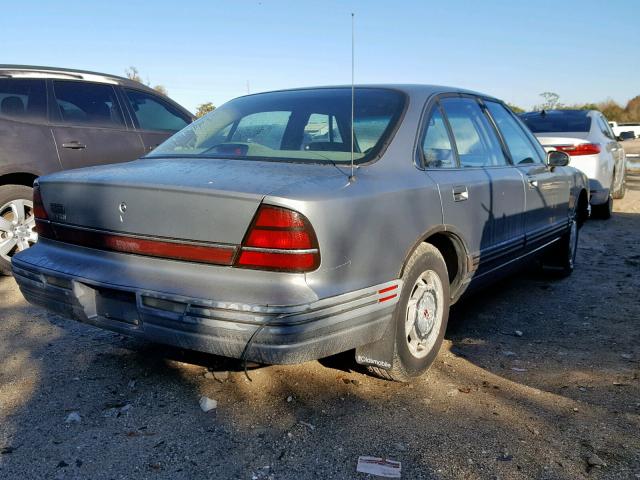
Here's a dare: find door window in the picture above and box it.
[124,89,189,132]
[421,107,456,168]
[484,101,544,164]
[52,81,125,128]
[0,78,46,122]
[440,97,507,167]
[596,116,614,139]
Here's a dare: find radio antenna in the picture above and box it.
[349,12,356,183]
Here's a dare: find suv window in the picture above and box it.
[440,97,507,167]
[421,107,455,168]
[0,78,46,122]
[124,89,189,132]
[485,101,544,164]
[53,80,125,128]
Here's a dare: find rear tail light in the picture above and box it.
[554,143,601,156]
[33,184,55,238]
[235,205,320,273]
[33,184,48,220]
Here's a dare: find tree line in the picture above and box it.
[509,92,640,122]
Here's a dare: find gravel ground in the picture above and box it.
[1,180,639,480]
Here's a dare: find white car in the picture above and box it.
[520,110,626,219]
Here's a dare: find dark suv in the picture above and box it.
[0,65,194,274]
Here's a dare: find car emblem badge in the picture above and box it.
[118,202,127,222]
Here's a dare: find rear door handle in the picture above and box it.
[62,141,86,150]
[452,185,468,202]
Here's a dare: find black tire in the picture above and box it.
[0,184,35,276]
[368,243,450,382]
[591,195,612,220]
[541,218,578,278]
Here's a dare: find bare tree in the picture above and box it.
[125,66,168,96]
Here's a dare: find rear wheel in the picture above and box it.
[368,243,450,382]
[0,185,37,276]
[591,194,612,220]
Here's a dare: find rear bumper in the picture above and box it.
[12,242,400,364]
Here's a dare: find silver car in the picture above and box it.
[12,85,589,381]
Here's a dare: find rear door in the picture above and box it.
[484,101,570,249]
[597,114,625,189]
[121,88,191,153]
[50,80,145,170]
[423,96,525,275]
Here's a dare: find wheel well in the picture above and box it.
[0,173,38,188]
[577,189,589,227]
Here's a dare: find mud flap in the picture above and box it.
[355,317,396,370]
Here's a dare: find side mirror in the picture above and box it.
[547,150,570,167]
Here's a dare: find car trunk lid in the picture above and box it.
[38,157,342,245]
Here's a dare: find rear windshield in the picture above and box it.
[520,111,591,133]
[148,88,405,164]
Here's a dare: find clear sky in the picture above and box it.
[2,0,639,113]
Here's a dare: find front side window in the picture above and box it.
[421,107,455,168]
[440,97,507,167]
[0,78,46,122]
[149,88,405,164]
[485,101,544,164]
[53,81,124,128]
[125,89,189,132]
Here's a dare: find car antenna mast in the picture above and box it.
[349,12,356,183]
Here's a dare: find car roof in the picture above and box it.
[0,64,154,91]
[234,84,501,102]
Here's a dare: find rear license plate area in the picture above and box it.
[95,288,139,325]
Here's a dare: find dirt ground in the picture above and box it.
[1,177,638,480]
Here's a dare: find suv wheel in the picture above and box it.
[368,243,450,382]
[0,185,37,275]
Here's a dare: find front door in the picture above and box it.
[120,88,191,154]
[49,80,144,170]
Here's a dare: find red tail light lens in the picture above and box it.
[33,185,48,220]
[236,205,320,273]
[555,143,601,156]
[33,184,55,238]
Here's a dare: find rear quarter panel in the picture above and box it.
[0,117,60,179]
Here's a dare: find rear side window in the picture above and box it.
[0,78,46,122]
[520,111,591,133]
[440,97,507,167]
[421,107,455,168]
[596,116,614,139]
[485,101,544,164]
[124,89,189,132]
[53,81,125,128]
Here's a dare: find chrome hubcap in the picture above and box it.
[405,270,444,359]
[0,198,37,262]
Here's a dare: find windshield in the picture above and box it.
[520,110,591,133]
[148,88,405,163]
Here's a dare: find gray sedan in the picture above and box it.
[12,85,589,381]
